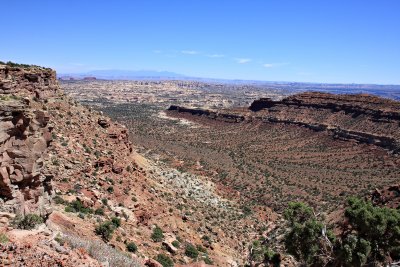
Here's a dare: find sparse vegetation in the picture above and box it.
[95,221,116,241]
[65,199,93,214]
[126,242,138,253]
[111,217,121,227]
[151,226,164,242]
[0,233,9,244]
[95,208,105,215]
[185,244,199,259]
[64,234,141,267]
[155,253,174,267]
[13,214,44,230]
[171,240,180,248]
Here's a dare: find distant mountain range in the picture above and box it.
[58,69,185,80]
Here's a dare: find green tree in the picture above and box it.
[339,197,400,265]
[284,202,335,265]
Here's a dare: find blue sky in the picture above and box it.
[1,1,399,84]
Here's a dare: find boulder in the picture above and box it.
[98,118,110,128]
[145,258,163,267]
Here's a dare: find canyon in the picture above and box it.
[1,63,400,266]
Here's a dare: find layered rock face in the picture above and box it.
[0,65,58,99]
[249,92,400,153]
[169,92,400,153]
[0,65,57,215]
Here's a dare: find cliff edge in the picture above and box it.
[168,92,400,153]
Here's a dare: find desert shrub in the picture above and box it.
[172,240,180,248]
[249,240,266,262]
[196,244,207,253]
[126,242,138,253]
[151,226,164,242]
[185,244,199,259]
[155,253,174,267]
[64,206,74,212]
[53,195,65,204]
[0,233,9,244]
[107,186,114,193]
[284,202,313,225]
[95,208,105,215]
[54,233,65,245]
[66,199,93,214]
[14,214,43,230]
[95,221,115,241]
[203,255,213,265]
[111,217,121,227]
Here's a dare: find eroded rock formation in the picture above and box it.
[0,65,57,215]
[168,92,400,153]
[0,65,58,100]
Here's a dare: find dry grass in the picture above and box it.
[63,235,142,267]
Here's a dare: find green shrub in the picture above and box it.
[155,253,174,267]
[0,233,9,244]
[126,242,138,253]
[53,195,65,204]
[185,244,199,259]
[203,255,213,265]
[284,202,314,225]
[171,240,180,248]
[66,200,93,214]
[196,244,207,253]
[95,221,115,241]
[151,226,164,242]
[65,206,75,212]
[14,214,44,230]
[249,240,266,262]
[111,217,121,227]
[95,208,105,215]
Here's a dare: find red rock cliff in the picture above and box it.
[0,65,58,216]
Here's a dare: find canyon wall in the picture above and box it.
[168,92,400,153]
[0,65,58,215]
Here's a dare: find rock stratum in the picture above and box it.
[169,92,400,153]
[0,66,58,216]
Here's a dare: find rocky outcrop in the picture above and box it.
[168,105,245,123]
[0,65,59,100]
[0,65,57,216]
[250,92,400,121]
[168,92,400,153]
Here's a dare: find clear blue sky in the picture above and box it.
[1,1,399,84]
